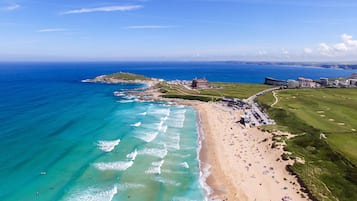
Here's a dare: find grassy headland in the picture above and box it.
[107,72,150,81]
[257,88,357,201]
[157,81,272,101]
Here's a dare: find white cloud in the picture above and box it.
[341,33,357,46]
[257,50,267,56]
[282,49,289,55]
[303,48,313,54]
[2,4,20,11]
[62,5,142,15]
[317,34,357,56]
[37,28,67,33]
[125,25,175,29]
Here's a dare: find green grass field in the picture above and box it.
[200,82,271,99]
[107,72,150,80]
[257,88,357,201]
[157,82,272,101]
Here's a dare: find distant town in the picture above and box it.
[264,73,357,88]
[165,72,356,129]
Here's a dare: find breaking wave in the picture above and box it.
[126,149,138,161]
[93,161,134,171]
[180,162,190,169]
[64,185,118,201]
[145,160,165,174]
[138,147,168,159]
[131,122,142,127]
[139,112,147,116]
[97,139,120,152]
[136,132,159,142]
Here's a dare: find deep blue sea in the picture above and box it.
[0,62,355,201]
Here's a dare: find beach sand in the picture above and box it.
[135,88,309,201]
[193,102,309,201]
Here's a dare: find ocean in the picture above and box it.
[0,62,355,201]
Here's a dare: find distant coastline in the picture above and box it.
[222,61,357,70]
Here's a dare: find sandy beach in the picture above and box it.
[133,86,310,201]
[193,102,309,201]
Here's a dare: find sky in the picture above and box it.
[1,0,357,61]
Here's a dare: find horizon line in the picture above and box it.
[0,60,357,64]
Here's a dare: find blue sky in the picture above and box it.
[1,0,357,61]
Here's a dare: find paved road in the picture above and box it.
[271,91,279,107]
[246,86,280,104]
[244,86,280,126]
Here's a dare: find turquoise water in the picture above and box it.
[0,78,206,200]
[0,62,355,201]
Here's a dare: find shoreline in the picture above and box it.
[189,102,310,201]
[83,77,310,200]
[196,106,213,200]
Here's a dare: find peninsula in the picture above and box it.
[82,72,160,87]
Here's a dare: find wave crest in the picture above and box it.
[93,161,134,171]
[97,139,120,152]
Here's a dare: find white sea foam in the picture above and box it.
[150,108,171,116]
[117,100,134,103]
[145,160,164,174]
[137,99,153,103]
[152,176,181,186]
[116,183,145,191]
[93,161,134,171]
[180,162,190,169]
[113,91,125,97]
[131,122,142,127]
[174,109,187,114]
[172,197,199,201]
[167,110,186,128]
[124,95,138,100]
[180,146,196,150]
[161,116,169,121]
[166,133,180,150]
[138,147,167,159]
[126,149,138,161]
[199,163,212,198]
[97,139,120,152]
[161,169,186,175]
[171,153,191,158]
[139,112,147,116]
[161,125,168,133]
[157,120,164,131]
[64,185,118,201]
[136,132,159,142]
